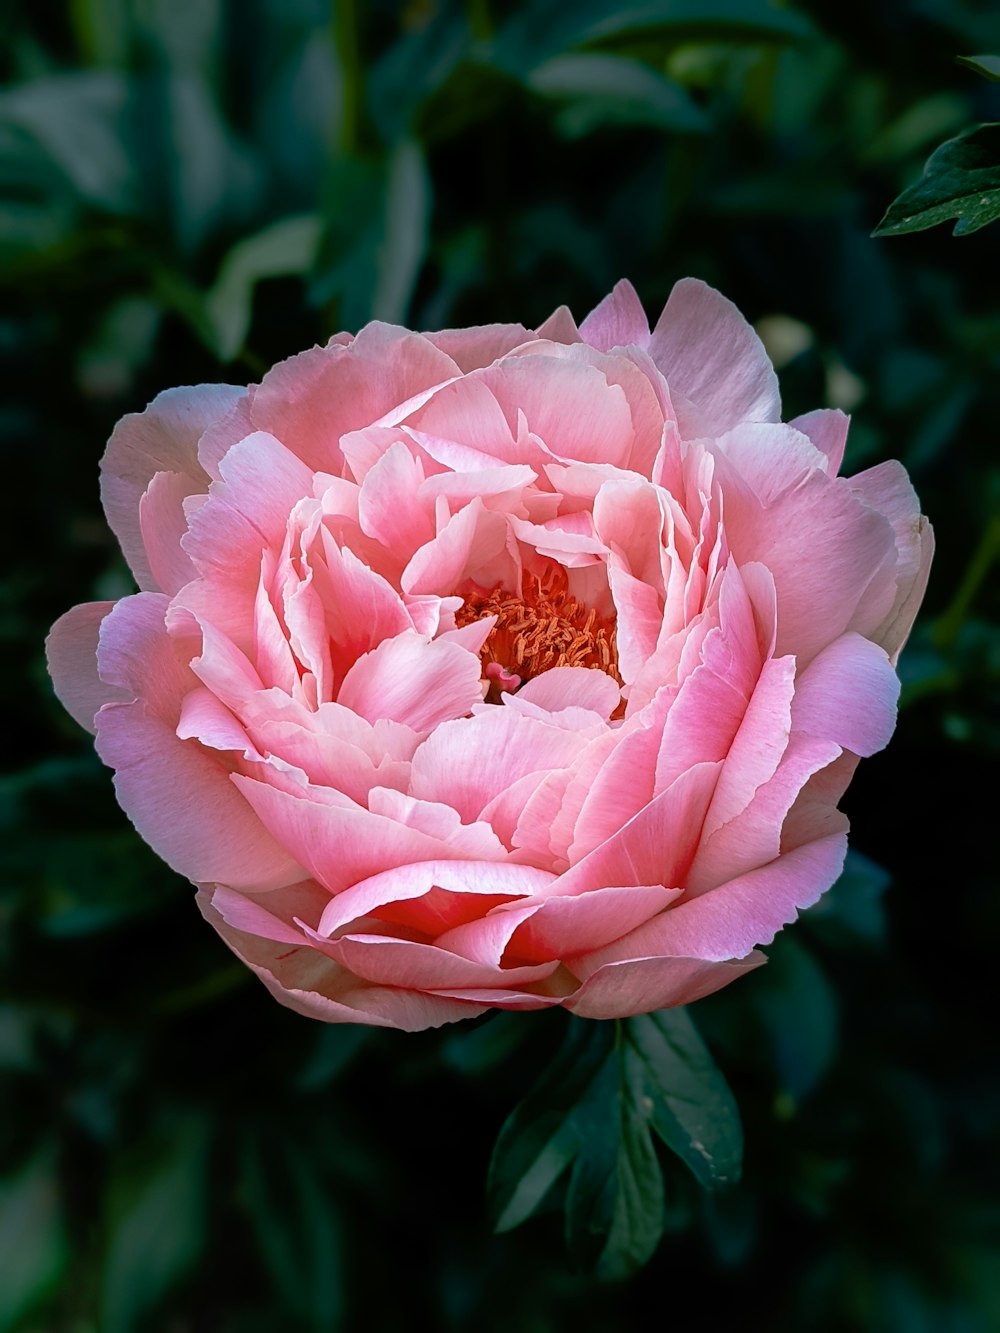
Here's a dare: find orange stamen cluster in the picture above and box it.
[456,559,622,702]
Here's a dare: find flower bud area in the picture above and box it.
[455,558,622,704]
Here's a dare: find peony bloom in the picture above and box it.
[47,280,932,1031]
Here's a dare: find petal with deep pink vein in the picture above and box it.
[101,384,244,590]
[791,633,899,756]
[564,952,764,1019]
[46,602,131,733]
[337,631,483,730]
[648,278,781,434]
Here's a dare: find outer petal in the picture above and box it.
[46,601,130,733]
[101,384,245,590]
[648,278,781,434]
[564,952,764,1019]
[199,888,485,1030]
[579,279,651,352]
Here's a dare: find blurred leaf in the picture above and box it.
[956,53,1000,81]
[563,1040,664,1279]
[624,1008,742,1188]
[803,849,890,949]
[0,1149,67,1331]
[528,53,708,136]
[492,0,813,76]
[205,213,321,360]
[751,936,838,1102]
[488,1019,614,1234]
[0,72,136,212]
[313,140,430,328]
[101,1114,210,1333]
[872,123,1000,237]
[241,1133,343,1329]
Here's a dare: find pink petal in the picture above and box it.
[199,888,484,1030]
[579,279,651,352]
[424,324,533,371]
[357,440,435,554]
[232,776,508,896]
[564,952,765,1019]
[557,760,721,895]
[513,666,621,719]
[313,933,558,991]
[591,832,848,967]
[182,431,314,577]
[101,384,244,590]
[506,884,680,963]
[791,408,849,475]
[95,702,303,890]
[46,601,130,733]
[402,499,510,597]
[316,860,553,937]
[409,708,592,824]
[648,278,781,434]
[96,592,193,724]
[848,460,934,659]
[337,631,484,731]
[791,632,899,756]
[138,471,201,594]
[686,734,842,895]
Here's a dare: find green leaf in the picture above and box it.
[241,1133,343,1329]
[487,1019,614,1233]
[492,1,813,78]
[205,213,322,361]
[312,140,430,330]
[0,1150,67,1331]
[803,849,890,949]
[100,1115,210,1333]
[624,1008,743,1188]
[956,53,1000,81]
[527,53,708,137]
[564,1037,664,1279]
[872,123,1000,237]
[750,936,838,1102]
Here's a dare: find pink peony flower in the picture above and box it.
[46,280,932,1031]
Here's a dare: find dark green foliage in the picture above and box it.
[872,123,1000,237]
[3,0,1000,1328]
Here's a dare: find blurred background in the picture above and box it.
[2,0,999,1329]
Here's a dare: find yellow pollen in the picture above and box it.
[455,559,622,702]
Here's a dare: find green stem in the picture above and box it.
[933,512,1000,650]
[334,0,362,154]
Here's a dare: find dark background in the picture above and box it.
[2,1,998,1329]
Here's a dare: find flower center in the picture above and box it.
[455,559,621,702]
